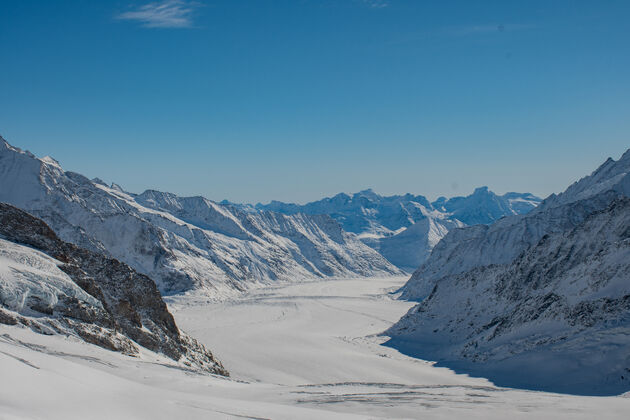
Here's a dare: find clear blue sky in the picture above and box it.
[1,0,629,203]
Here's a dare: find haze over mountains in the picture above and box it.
[0,136,540,295]
[387,148,630,395]
[237,187,541,270]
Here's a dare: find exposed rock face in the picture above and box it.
[387,150,630,395]
[250,187,541,271]
[0,137,400,296]
[0,203,227,376]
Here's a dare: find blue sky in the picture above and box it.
[1,0,629,203]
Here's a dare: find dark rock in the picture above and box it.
[0,202,228,376]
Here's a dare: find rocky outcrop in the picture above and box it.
[0,203,227,375]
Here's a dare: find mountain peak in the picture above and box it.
[472,186,490,195]
[110,183,125,193]
[331,192,351,201]
[355,188,380,200]
[1,137,19,154]
[41,156,61,168]
[618,148,630,163]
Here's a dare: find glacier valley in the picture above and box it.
[2,276,629,420]
[1,136,629,419]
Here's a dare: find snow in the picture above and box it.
[0,138,400,296]
[2,276,629,419]
[0,238,102,315]
[402,148,630,300]
[252,187,541,270]
[388,150,630,395]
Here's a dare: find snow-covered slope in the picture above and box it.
[251,188,541,271]
[0,137,400,296]
[0,203,226,375]
[432,186,541,225]
[4,277,629,419]
[401,149,630,300]
[387,149,630,395]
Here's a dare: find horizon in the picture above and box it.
[2,133,625,206]
[1,1,629,203]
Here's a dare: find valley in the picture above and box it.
[2,276,629,419]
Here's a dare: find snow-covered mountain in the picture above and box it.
[0,137,400,296]
[249,187,541,270]
[386,149,630,395]
[0,203,227,375]
[401,149,630,300]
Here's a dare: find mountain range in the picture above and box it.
[1,134,629,396]
[0,137,541,295]
[386,148,630,395]
[237,187,541,270]
[0,137,400,296]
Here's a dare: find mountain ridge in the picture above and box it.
[243,186,541,270]
[386,148,630,395]
[0,202,227,375]
[0,137,401,297]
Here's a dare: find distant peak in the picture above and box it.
[472,186,490,195]
[1,136,18,152]
[619,148,630,163]
[591,150,630,177]
[41,156,61,168]
[332,192,351,200]
[355,188,380,199]
[140,189,173,197]
[110,183,125,193]
[0,137,37,159]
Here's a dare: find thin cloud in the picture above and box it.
[445,23,534,36]
[362,0,389,9]
[446,23,534,36]
[116,0,201,28]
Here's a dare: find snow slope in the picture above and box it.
[2,277,629,419]
[387,149,630,395]
[0,203,226,374]
[401,148,630,300]
[250,187,540,271]
[0,137,400,296]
